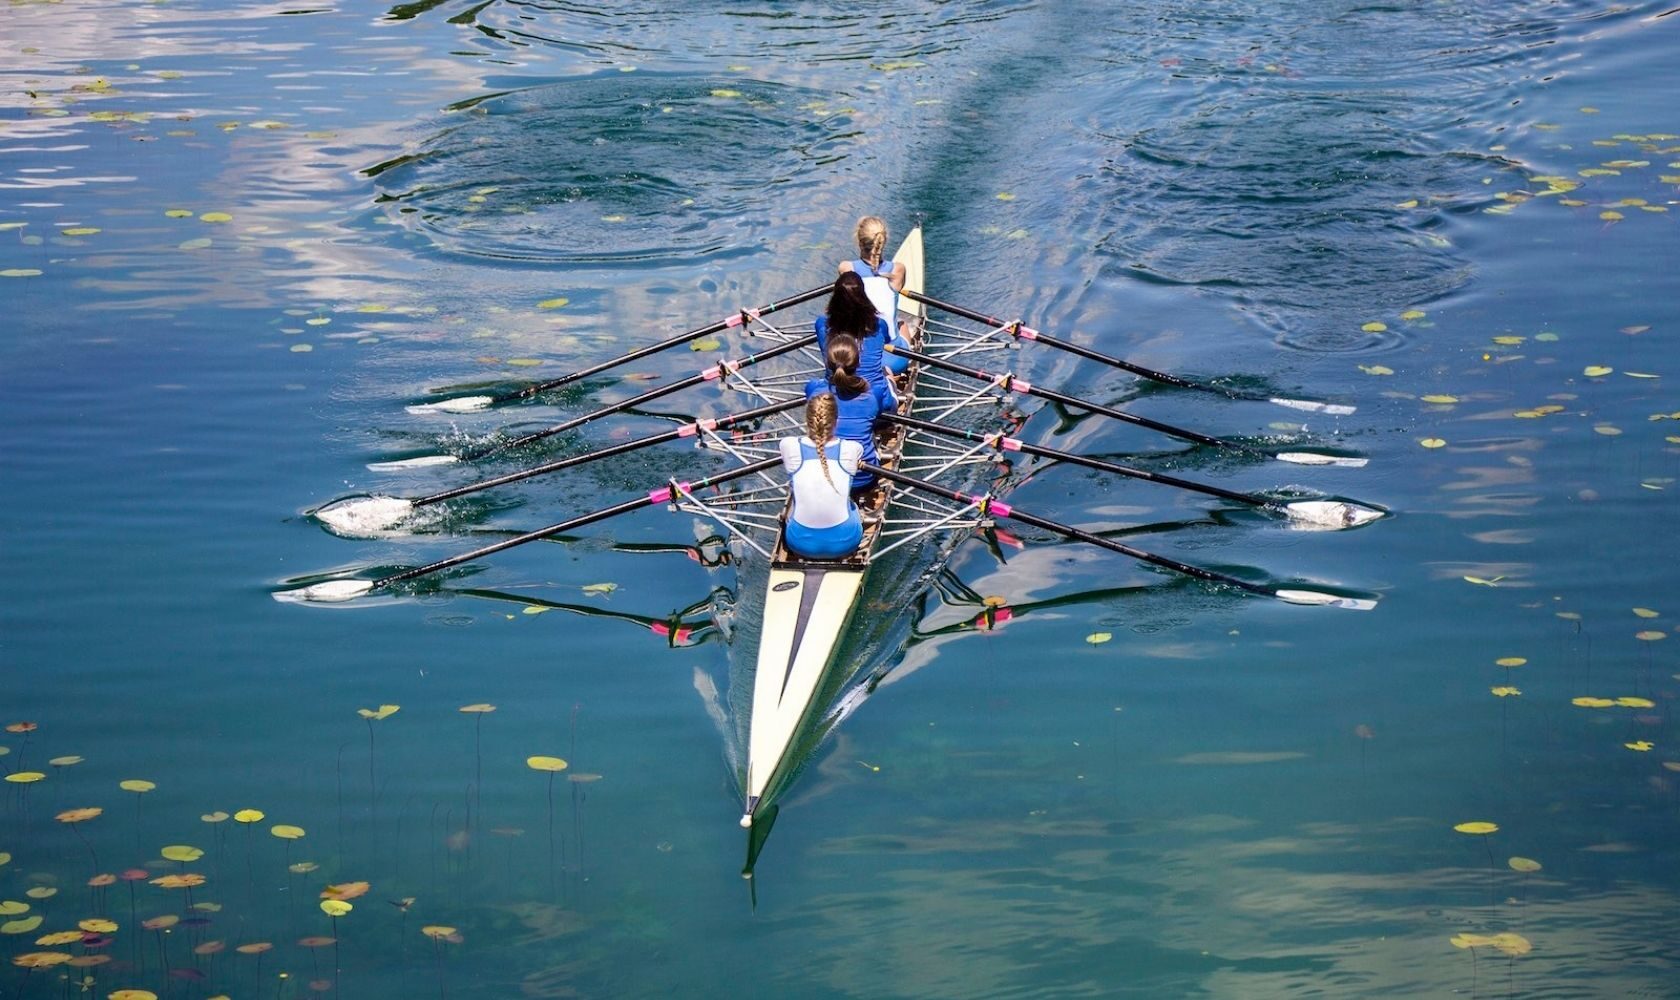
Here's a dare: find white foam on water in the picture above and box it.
[406,396,493,415]
[1276,452,1368,468]
[315,496,416,536]
[1283,500,1386,530]
[366,454,459,471]
[273,580,376,604]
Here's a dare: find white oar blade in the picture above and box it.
[405,396,493,415]
[367,455,459,471]
[273,580,376,604]
[1269,397,1356,416]
[1283,500,1386,531]
[1276,452,1369,468]
[1274,589,1378,611]
[314,496,416,536]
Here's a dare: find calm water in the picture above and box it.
[4,1,1679,996]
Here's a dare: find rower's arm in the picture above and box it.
[887,261,906,292]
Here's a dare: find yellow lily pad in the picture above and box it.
[1454,821,1499,835]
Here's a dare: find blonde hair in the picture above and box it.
[806,392,839,489]
[855,216,888,268]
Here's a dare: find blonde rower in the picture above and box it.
[837,215,911,375]
[779,393,864,560]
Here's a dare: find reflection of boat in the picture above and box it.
[741,227,927,827]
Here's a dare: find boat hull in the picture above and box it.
[742,227,925,824]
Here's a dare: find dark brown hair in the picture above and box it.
[825,272,877,340]
[825,334,868,396]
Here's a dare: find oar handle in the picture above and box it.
[884,343,1235,451]
[465,335,815,461]
[373,458,781,589]
[862,463,1269,596]
[495,285,829,404]
[417,398,802,507]
[885,413,1272,510]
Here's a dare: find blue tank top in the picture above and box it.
[814,314,896,404]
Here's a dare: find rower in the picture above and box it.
[838,215,912,376]
[804,334,889,492]
[778,393,864,560]
[814,272,899,408]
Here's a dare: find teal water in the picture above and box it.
[4,1,1678,996]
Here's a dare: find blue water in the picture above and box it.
[4,1,1678,996]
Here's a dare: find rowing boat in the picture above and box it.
[742,226,925,827]
[285,223,1383,854]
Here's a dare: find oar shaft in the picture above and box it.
[418,398,801,507]
[905,289,1213,394]
[498,285,828,404]
[885,413,1271,509]
[466,335,814,461]
[886,343,1232,451]
[864,463,1267,594]
[375,458,781,589]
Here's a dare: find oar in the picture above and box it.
[277,458,781,603]
[864,464,1375,610]
[885,343,1365,467]
[407,285,829,414]
[319,399,801,534]
[904,290,1354,415]
[886,414,1384,529]
[373,335,814,469]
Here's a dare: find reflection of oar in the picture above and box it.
[864,464,1377,610]
[277,458,780,603]
[408,285,828,414]
[904,290,1354,415]
[885,343,1364,467]
[319,399,798,534]
[455,587,717,647]
[887,413,1383,529]
[377,336,813,469]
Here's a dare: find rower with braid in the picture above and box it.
[837,215,911,376]
[778,392,864,560]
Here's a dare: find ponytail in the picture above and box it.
[826,334,868,396]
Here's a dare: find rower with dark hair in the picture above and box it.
[805,333,890,492]
[815,272,899,408]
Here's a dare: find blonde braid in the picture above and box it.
[806,393,839,490]
[855,216,888,270]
